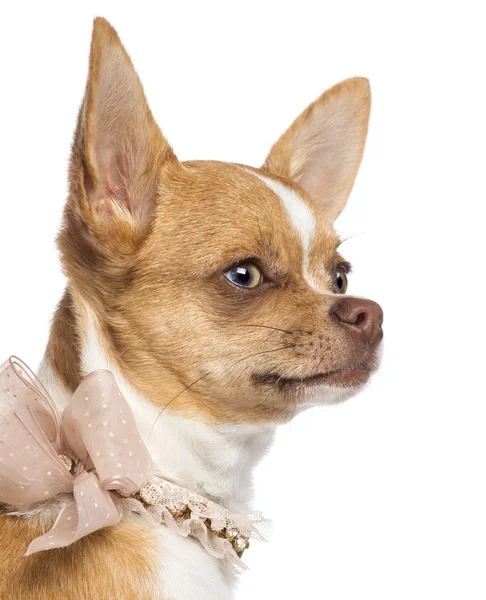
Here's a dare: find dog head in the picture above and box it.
[59,18,383,424]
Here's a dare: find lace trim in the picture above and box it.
[120,476,272,572]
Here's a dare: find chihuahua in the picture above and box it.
[0,17,383,600]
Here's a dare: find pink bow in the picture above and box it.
[0,357,152,555]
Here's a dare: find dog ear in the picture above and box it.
[262,78,371,222]
[69,18,177,236]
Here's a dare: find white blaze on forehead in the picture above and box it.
[244,170,327,292]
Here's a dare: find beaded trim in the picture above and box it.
[135,476,252,558]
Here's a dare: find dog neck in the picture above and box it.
[38,291,275,515]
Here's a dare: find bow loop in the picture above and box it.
[0,358,73,510]
[63,370,151,496]
[0,357,60,448]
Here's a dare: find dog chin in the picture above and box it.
[301,379,370,407]
[301,345,383,407]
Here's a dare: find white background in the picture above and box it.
[1,2,485,598]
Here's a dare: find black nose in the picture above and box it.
[331,297,384,345]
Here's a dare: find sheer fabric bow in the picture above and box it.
[0,357,151,555]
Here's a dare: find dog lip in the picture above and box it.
[252,365,373,388]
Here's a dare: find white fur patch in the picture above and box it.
[245,170,327,292]
[155,525,231,599]
[37,357,72,411]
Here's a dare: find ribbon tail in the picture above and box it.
[25,501,78,555]
[25,472,122,555]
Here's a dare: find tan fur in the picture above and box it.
[1,16,381,598]
[0,509,163,599]
[45,290,82,391]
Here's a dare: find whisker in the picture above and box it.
[255,212,265,248]
[228,344,299,367]
[222,334,296,344]
[241,324,294,335]
[148,343,300,439]
[148,372,210,441]
[180,338,299,373]
[241,324,311,335]
[338,232,366,246]
[117,330,159,359]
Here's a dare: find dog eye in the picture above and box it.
[224,262,263,289]
[334,270,348,294]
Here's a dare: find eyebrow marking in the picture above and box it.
[243,169,329,293]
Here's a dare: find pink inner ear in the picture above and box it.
[92,142,134,218]
[78,23,177,226]
[296,143,339,208]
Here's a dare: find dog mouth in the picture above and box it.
[252,365,373,388]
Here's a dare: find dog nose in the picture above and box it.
[331,297,383,345]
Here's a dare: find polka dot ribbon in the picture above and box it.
[0,357,152,555]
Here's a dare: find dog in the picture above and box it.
[0,17,383,600]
